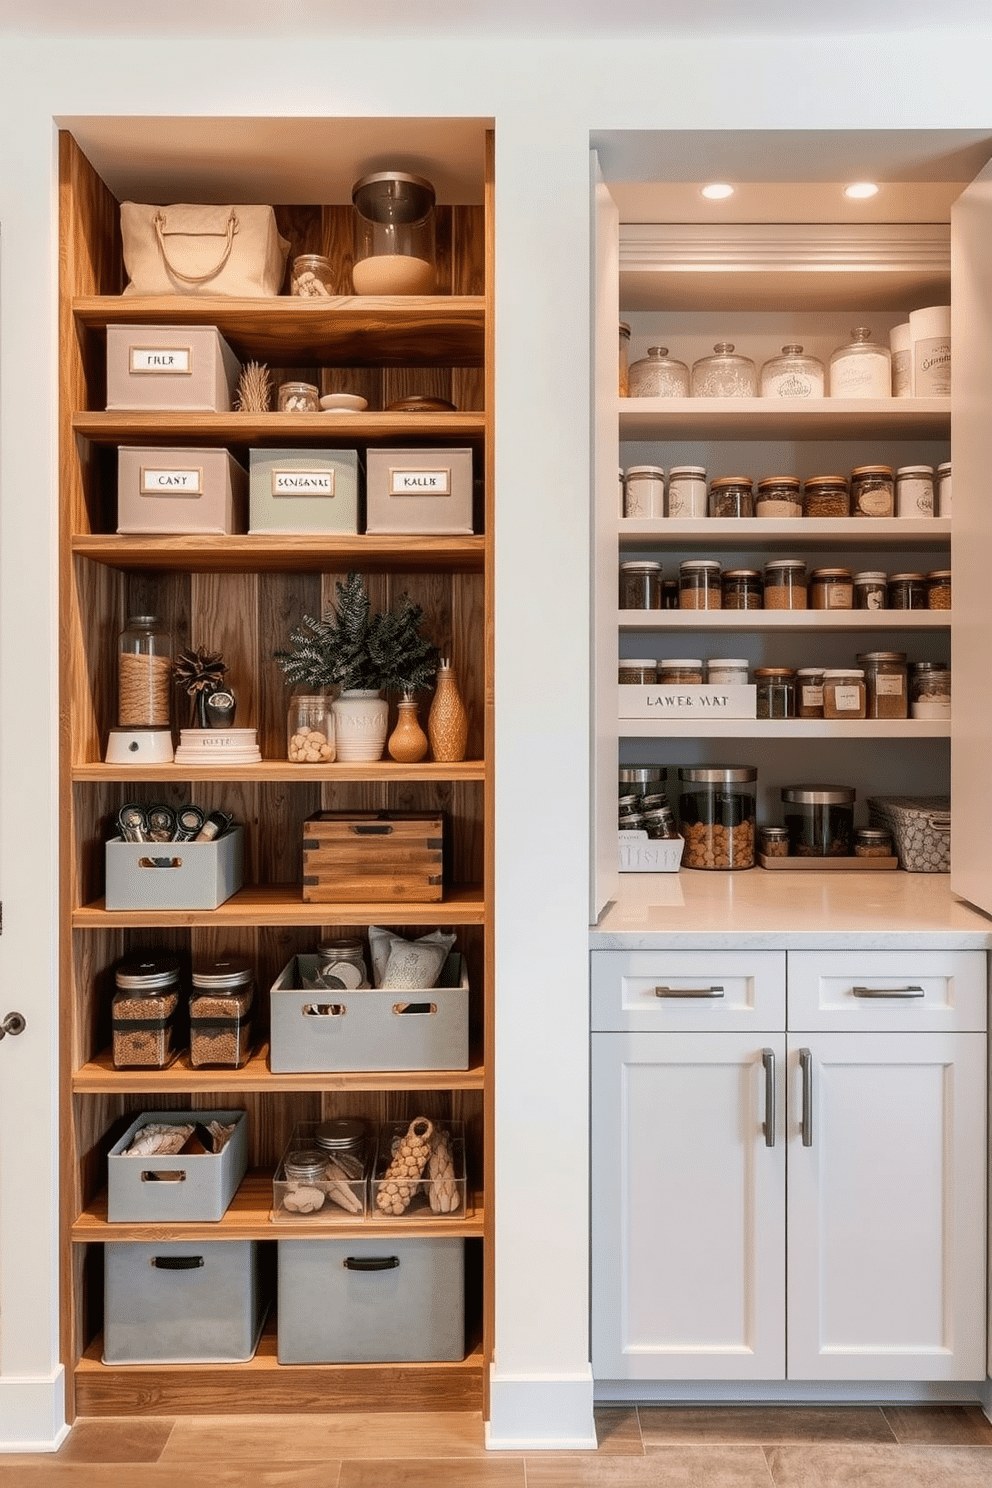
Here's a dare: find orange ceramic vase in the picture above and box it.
[387,692,429,763]
[427,660,468,762]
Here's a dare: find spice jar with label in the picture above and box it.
[803,474,850,518]
[657,659,704,685]
[623,465,665,517]
[796,667,825,719]
[667,465,708,518]
[822,668,866,719]
[679,558,722,609]
[722,568,763,610]
[909,661,951,719]
[619,560,663,609]
[112,955,183,1070]
[854,826,894,859]
[619,659,657,685]
[759,345,825,398]
[759,825,790,858]
[189,958,254,1069]
[851,464,895,518]
[853,570,888,610]
[764,559,807,610]
[782,785,856,856]
[888,572,928,610]
[926,570,952,610]
[628,346,690,397]
[895,465,935,517]
[708,475,755,518]
[828,327,891,398]
[677,765,757,870]
[755,475,803,517]
[810,567,853,611]
[691,344,757,398]
[754,667,796,718]
[707,658,749,685]
[856,651,908,720]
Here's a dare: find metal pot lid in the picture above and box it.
[315,1117,370,1150]
[781,785,857,804]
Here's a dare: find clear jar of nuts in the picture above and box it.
[677,765,757,870]
[189,958,254,1069]
[288,693,336,763]
[854,826,894,859]
[112,955,183,1070]
[759,825,790,858]
[291,253,334,296]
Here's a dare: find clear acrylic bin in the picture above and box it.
[371,1118,466,1221]
[271,1121,369,1224]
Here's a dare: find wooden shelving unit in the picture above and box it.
[59,127,494,1419]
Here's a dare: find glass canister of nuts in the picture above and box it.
[754,666,796,718]
[709,475,755,518]
[781,784,856,857]
[722,568,763,609]
[853,570,888,610]
[763,559,807,610]
[619,560,663,609]
[888,572,928,609]
[803,474,850,518]
[755,475,803,518]
[189,958,254,1069]
[677,765,757,870]
[926,570,952,610]
[112,955,183,1070]
[851,464,895,518]
[809,567,853,611]
[679,558,722,609]
[856,651,908,720]
[759,824,790,858]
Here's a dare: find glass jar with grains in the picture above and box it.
[851,464,895,518]
[856,651,908,720]
[803,474,850,518]
[754,667,796,719]
[189,958,254,1069]
[709,475,755,518]
[822,668,866,720]
[619,659,657,685]
[755,475,802,518]
[763,559,807,610]
[722,568,763,609]
[926,570,952,610]
[888,572,928,610]
[657,659,704,685]
[679,559,722,609]
[691,343,757,398]
[796,667,825,719]
[810,567,853,611]
[619,560,662,609]
[677,765,757,870]
[112,955,183,1070]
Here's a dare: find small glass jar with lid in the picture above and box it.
[679,559,722,609]
[352,170,436,295]
[619,659,657,685]
[657,658,704,685]
[803,474,850,518]
[853,570,888,610]
[677,765,757,870]
[796,667,825,719]
[781,785,856,856]
[707,658,749,685]
[754,667,796,719]
[810,567,853,610]
[909,661,951,719]
[895,465,935,517]
[755,475,802,517]
[618,322,631,396]
[291,253,334,297]
[759,824,790,858]
[888,572,928,610]
[118,614,172,729]
[926,570,952,610]
[189,957,254,1069]
[708,476,755,518]
[854,826,894,859]
[643,805,681,840]
[667,465,708,518]
[759,345,825,398]
[317,938,369,988]
[856,651,908,720]
[763,559,807,610]
[851,464,895,518]
[288,693,336,763]
[618,765,667,803]
[828,327,892,398]
[722,568,763,610]
[278,379,320,412]
[691,343,757,398]
[627,346,690,398]
[112,954,183,1070]
[316,1116,371,1166]
[623,465,665,518]
[619,560,663,609]
[822,668,867,719]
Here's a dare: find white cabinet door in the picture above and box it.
[786,1032,987,1381]
[592,1031,786,1380]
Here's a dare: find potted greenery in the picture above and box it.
[274,571,439,762]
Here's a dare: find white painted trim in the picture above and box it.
[0,1369,68,1453]
[486,1364,597,1450]
[596,1378,991,1404]
[620,221,951,275]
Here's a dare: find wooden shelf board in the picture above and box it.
[74,294,486,366]
[72,1171,484,1243]
[73,410,486,447]
[618,517,950,551]
[617,396,951,441]
[72,1044,486,1094]
[73,883,486,929]
[71,533,486,574]
[619,609,950,633]
[72,758,486,783]
[74,1328,485,1415]
[619,719,950,740]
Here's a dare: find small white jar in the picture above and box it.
[707,658,749,685]
[666,465,708,518]
[895,465,935,518]
[623,465,665,518]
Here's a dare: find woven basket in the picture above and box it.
[866,795,950,873]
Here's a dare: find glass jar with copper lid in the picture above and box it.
[722,568,763,609]
[888,572,927,610]
[803,474,850,518]
[851,464,895,518]
[754,667,796,718]
[926,570,952,610]
[708,475,754,518]
[755,475,802,518]
[810,567,853,610]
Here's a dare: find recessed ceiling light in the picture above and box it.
[845,182,880,200]
[701,183,735,200]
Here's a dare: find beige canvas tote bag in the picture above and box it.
[120,203,290,296]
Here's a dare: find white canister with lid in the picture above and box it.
[828,328,891,399]
[889,322,913,397]
[707,658,749,685]
[666,465,707,518]
[623,465,665,518]
[895,465,935,517]
[910,305,951,396]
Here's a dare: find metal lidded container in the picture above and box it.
[677,765,757,870]
[351,170,437,296]
[112,954,183,1070]
[189,956,254,1069]
[781,784,856,857]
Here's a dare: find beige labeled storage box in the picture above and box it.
[117,447,248,534]
[106,324,241,412]
[365,447,474,534]
[248,447,359,534]
[105,826,244,911]
[107,1109,248,1223]
[103,1240,266,1364]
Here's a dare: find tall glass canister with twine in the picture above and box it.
[117,615,172,729]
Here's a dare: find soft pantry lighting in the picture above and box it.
[701,182,735,200]
[845,182,880,199]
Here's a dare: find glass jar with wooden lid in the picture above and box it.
[851,464,895,518]
[888,572,928,610]
[754,667,796,718]
[810,567,853,610]
[755,475,802,518]
[803,474,850,518]
[709,475,755,518]
[926,570,952,610]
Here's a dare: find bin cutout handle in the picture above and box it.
[137,856,183,870]
[141,1170,187,1183]
[151,1254,204,1270]
[392,1002,437,1017]
[351,823,393,836]
[302,1003,346,1018]
[344,1256,400,1271]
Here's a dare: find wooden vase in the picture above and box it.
[428,660,468,762]
[388,693,429,763]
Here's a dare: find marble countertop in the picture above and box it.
[590,869,992,949]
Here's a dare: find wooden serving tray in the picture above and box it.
[758,853,899,872]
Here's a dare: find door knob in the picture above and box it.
[0,1012,27,1038]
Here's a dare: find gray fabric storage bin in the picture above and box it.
[248,447,359,533]
[103,1240,265,1364]
[104,826,244,911]
[276,1236,465,1363]
[268,952,469,1073]
[117,447,249,534]
[107,1109,248,1223]
[106,324,241,412]
[365,447,474,534]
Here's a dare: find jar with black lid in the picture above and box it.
[722,568,763,609]
[112,954,183,1070]
[619,560,662,609]
[856,651,908,720]
[677,765,757,870]
[679,559,722,609]
[754,667,796,719]
[643,805,680,840]
[803,475,850,518]
[888,572,927,610]
[851,464,895,518]
[764,559,807,610]
[755,475,803,517]
[189,957,254,1069]
[781,784,856,857]
[709,475,755,518]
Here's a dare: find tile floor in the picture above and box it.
[0,1404,990,1486]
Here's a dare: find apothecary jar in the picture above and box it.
[288,693,336,763]
[351,171,437,295]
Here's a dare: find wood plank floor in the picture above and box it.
[0,1405,991,1485]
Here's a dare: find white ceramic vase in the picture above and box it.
[331,689,389,762]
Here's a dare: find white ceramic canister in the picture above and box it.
[895,465,935,518]
[936,460,952,517]
[910,305,951,395]
[623,465,665,518]
[889,322,913,397]
[828,327,891,399]
[666,465,708,518]
[707,658,749,685]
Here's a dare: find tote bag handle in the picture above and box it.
[153,209,238,284]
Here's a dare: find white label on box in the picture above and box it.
[271,469,335,497]
[140,466,203,495]
[129,345,192,374]
[619,684,756,719]
[389,468,451,497]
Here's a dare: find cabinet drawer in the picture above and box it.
[787,950,987,1031]
[591,950,785,1032]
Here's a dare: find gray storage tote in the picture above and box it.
[107,1109,248,1223]
[103,1240,265,1364]
[104,826,244,911]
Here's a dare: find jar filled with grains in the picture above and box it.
[755,475,803,517]
[782,785,856,856]
[759,824,790,858]
[803,474,850,518]
[619,322,631,396]
[619,659,658,685]
[764,559,807,610]
[851,464,895,518]
[677,765,757,870]
[189,958,254,1069]
[856,651,908,720]
[619,560,663,609]
[822,668,866,719]
[796,667,825,719]
[853,570,888,610]
[709,475,755,518]
[657,659,704,685]
[112,955,183,1070]
[909,661,951,719]
[888,572,928,610]
[707,658,749,685]
[926,570,952,610]
[854,826,894,859]
[667,466,708,518]
[722,568,763,609]
[679,559,722,609]
[754,666,796,718]
[810,567,854,610]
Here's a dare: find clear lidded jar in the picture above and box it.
[288,693,336,763]
[291,253,334,297]
[759,345,825,398]
[895,465,935,518]
[667,466,708,518]
[759,824,790,858]
[619,659,657,685]
[691,343,757,398]
[781,785,856,857]
[796,667,825,719]
[822,668,867,720]
[643,806,680,840]
[754,667,796,719]
[628,346,690,398]
[619,322,631,397]
[112,954,183,1070]
[763,559,807,610]
[317,938,369,988]
[722,568,763,610]
[854,826,894,859]
[926,570,952,610]
[619,560,663,609]
[755,475,802,518]
[803,474,850,518]
[853,571,888,610]
[679,558,722,609]
[677,765,757,870]
[856,650,908,720]
[351,171,437,295]
[828,327,892,399]
[623,465,665,518]
[888,572,928,610]
[657,658,704,685]
[709,475,755,518]
[909,661,951,719]
[810,567,853,611]
[851,464,895,518]
[118,614,172,729]
[189,957,254,1069]
[707,658,749,685]
[278,380,320,412]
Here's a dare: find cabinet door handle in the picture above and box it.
[761,1048,776,1148]
[799,1047,813,1147]
[653,985,725,999]
[852,985,924,999]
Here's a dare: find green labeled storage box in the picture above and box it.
[249,448,359,534]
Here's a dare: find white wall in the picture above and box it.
[1,21,991,1451]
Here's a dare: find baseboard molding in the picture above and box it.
[0,1368,68,1452]
[486,1364,597,1450]
[596,1378,992,1405]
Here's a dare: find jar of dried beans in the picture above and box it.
[189,958,254,1069]
[856,651,908,720]
[679,559,722,609]
[764,559,807,610]
[677,765,757,870]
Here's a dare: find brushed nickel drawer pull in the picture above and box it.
[653,985,725,999]
[799,1048,813,1148]
[762,1048,776,1148]
[852,985,925,999]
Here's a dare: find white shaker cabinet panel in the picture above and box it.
[591,1031,786,1381]
[787,950,988,1033]
[786,1032,987,1381]
[591,949,786,1033]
